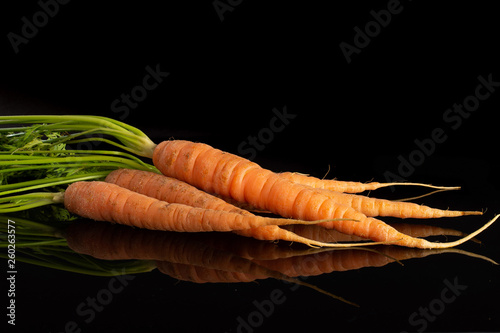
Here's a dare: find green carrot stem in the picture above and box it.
[0,173,107,196]
[0,115,148,137]
[64,137,152,156]
[0,198,57,213]
[0,115,157,158]
[37,126,148,152]
[0,155,144,166]
[0,149,159,172]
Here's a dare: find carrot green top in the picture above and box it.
[0,115,158,216]
[0,115,157,158]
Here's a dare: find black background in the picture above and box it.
[1,1,499,332]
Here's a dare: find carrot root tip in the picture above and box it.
[462,211,483,216]
[421,214,499,249]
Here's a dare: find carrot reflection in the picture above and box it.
[66,220,496,282]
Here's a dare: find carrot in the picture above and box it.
[279,171,461,193]
[280,222,477,245]
[105,168,376,247]
[309,187,482,218]
[242,173,480,219]
[4,116,496,250]
[105,169,251,216]
[63,181,337,232]
[152,140,498,249]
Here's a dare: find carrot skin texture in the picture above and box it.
[312,188,481,218]
[105,169,360,247]
[64,181,322,232]
[279,172,384,193]
[152,141,400,239]
[153,140,495,249]
[105,169,250,216]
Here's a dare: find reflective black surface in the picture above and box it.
[1,1,499,332]
[5,207,500,333]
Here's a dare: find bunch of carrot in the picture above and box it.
[1,115,498,249]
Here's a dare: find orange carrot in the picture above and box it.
[281,222,473,244]
[152,140,497,249]
[279,171,461,193]
[105,169,251,216]
[63,181,336,232]
[105,169,373,247]
[310,187,481,218]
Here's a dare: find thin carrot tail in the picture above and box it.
[340,190,483,218]
[387,206,483,219]
[281,172,461,193]
[319,214,498,249]
[396,214,499,249]
[363,182,461,192]
[234,227,396,248]
[393,189,455,202]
